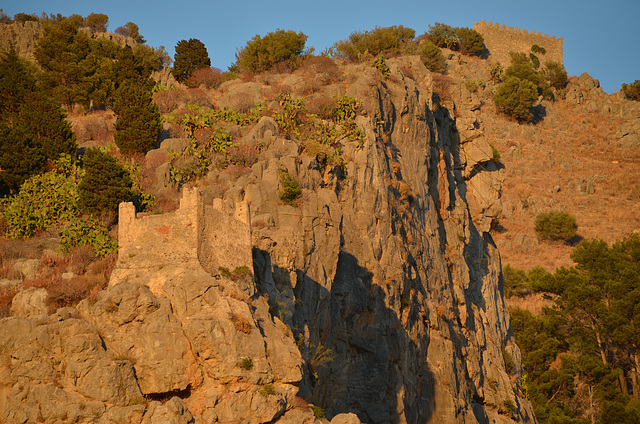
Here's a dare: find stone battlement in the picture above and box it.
[473,20,563,67]
[114,188,253,292]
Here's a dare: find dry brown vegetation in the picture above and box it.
[486,98,640,271]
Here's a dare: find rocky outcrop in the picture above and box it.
[0,55,532,424]
[0,21,43,62]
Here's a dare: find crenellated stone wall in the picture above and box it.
[473,20,563,66]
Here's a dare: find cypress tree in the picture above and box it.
[113,79,161,154]
[78,148,133,214]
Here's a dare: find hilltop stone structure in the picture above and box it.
[473,20,563,66]
[112,187,254,295]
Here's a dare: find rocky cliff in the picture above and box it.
[0,55,534,423]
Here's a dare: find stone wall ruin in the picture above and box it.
[473,20,563,67]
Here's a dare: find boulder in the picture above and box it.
[10,287,48,319]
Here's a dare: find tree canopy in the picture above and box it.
[173,38,211,83]
[509,234,640,424]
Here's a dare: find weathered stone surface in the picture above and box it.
[77,282,198,395]
[10,287,48,319]
[12,258,40,280]
[141,398,194,424]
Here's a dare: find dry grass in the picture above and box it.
[229,311,252,334]
[489,96,640,271]
[507,293,555,315]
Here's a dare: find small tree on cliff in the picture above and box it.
[173,38,211,83]
[115,22,145,43]
[84,13,108,33]
[78,148,133,214]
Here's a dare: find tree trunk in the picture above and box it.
[633,353,640,399]
[619,369,628,395]
[595,331,607,365]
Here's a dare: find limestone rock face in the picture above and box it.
[0,55,531,424]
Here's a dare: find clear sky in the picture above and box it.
[4,0,638,93]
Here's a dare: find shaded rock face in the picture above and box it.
[243,57,530,423]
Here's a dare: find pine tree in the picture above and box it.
[0,50,76,193]
[173,38,211,83]
[78,148,132,214]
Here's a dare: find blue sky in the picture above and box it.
[4,0,638,93]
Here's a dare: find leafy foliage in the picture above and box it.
[510,234,640,424]
[416,40,446,73]
[331,25,415,61]
[35,18,118,109]
[493,76,538,121]
[1,158,79,238]
[84,13,108,33]
[115,22,145,43]
[59,216,118,256]
[534,211,578,242]
[621,80,640,101]
[278,169,302,206]
[232,29,309,73]
[543,61,568,90]
[78,148,133,214]
[493,52,558,121]
[113,80,162,154]
[0,50,76,192]
[424,23,485,56]
[173,38,211,83]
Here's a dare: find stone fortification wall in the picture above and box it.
[116,187,252,283]
[473,20,563,66]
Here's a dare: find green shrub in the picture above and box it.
[493,76,538,121]
[455,27,485,56]
[416,40,446,73]
[173,38,211,83]
[84,13,108,33]
[425,22,457,49]
[13,13,38,23]
[78,148,133,214]
[59,216,117,256]
[543,61,568,90]
[490,144,501,162]
[371,55,390,77]
[278,169,302,206]
[115,22,144,43]
[529,53,540,69]
[241,357,253,370]
[259,383,276,396]
[534,211,578,242]
[465,79,479,93]
[310,405,325,420]
[331,25,415,61]
[1,161,79,238]
[232,29,309,73]
[621,80,640,101]
[531,44,546,55]
[490,63,503,82]
[425,23,484,56]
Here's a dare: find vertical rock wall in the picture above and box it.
[249,57,535,423]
